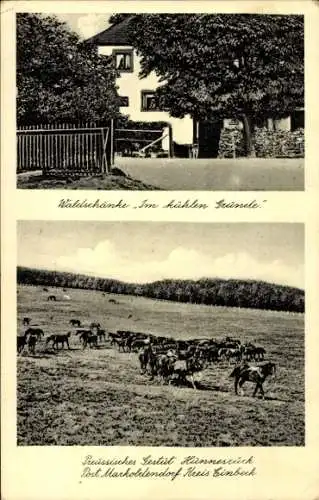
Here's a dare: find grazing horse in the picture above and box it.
[24,327,44,355]
[138,345,150,374]
[123,333,136,352]
[108,332,120,346]
[87,334,98,349]
[225,347,242,364]
[96,329,106,343]
[88,324,105,343]
[70,319,81,327]
[54,332,71,350]
[90,322,101,330]
[242,343,256,361]
[253,347,266,361]
[230,362,276,398]
[168,356,207,389]
[25,327,44,339]
[79,330,98,349]
[113,336,130,352]
[131,338,150,352]
[225,337,241,345]
[45,332,71,350]
[206,346,219,363]
[218,347,229,361]
[156,352,178,384]
[78,330,91,349]
[17,333,27,354]
[138,344,158,377]
[47,295,56,301]
[27,334,39,355]
[45,335,56,349]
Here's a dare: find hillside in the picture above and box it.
[17,266,304,313]
[17,284,304,446]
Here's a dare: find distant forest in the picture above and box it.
[17,266,305,313]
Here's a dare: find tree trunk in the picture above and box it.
[242,114,256,158]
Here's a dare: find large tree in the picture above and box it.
[17,13,120,124]
[127,14,304,156]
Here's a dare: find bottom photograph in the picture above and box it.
[17,221,304,447]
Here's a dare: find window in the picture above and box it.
[113,50,133,72]
[141,91,161,112]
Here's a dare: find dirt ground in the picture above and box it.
[16,168,160,190]
[17,157,304,191]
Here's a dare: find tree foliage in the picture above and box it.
[108,14,131,26]
[17,266,304,313]
[126,14,304,155]
[17,13,120,124]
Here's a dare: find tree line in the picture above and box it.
[17,266,304,313]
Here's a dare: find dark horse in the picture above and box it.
[79,330,98,349]
[230,361,276,398]
[46,332,71,350]
[70,319,81,327]
[18,327,44,355]
[138,344,158,378]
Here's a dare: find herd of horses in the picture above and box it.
[18,316,276,398]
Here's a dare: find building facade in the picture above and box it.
[87,17,304,158]
[87,18,193,154]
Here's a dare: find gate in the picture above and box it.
[17,121,114,176]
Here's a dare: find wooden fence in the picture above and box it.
[17,122,114,176]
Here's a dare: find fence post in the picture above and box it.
[168,124,174,158]
[110,118,114,167]
[101,126,110,174]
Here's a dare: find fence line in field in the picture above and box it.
[17,122,113,175]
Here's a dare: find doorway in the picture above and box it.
[198,120,223,158]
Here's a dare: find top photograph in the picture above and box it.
[16,13,304,191]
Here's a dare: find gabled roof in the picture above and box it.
[85,16,135,46]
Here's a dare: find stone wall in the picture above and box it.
[218,127,304,158]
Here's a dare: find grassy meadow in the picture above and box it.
[17,284,304,446]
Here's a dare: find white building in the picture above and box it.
[86,16,304,158]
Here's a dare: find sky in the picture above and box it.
[17,222,304,289]
[54,14,110,39]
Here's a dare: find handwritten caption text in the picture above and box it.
[58,198,267,210]
[79,454,257,482]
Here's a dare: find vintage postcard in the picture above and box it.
[1,1,319,500]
